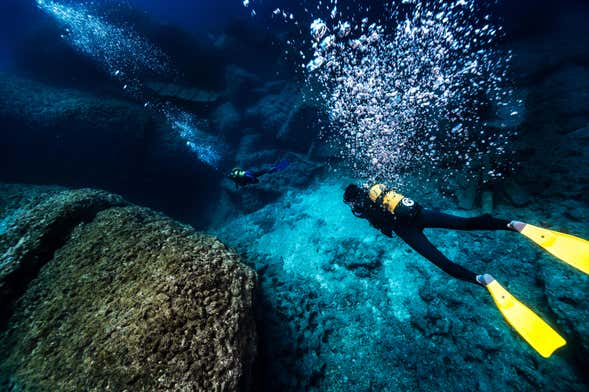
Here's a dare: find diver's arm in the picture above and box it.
[394,227,479,284]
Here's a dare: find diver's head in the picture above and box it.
[344,184,368,217]
[229,168,242,179]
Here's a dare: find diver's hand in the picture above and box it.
[476,273,495,286]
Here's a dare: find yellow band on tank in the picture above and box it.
[369,184,386,202]
[382,191,404,214]
[369,184,405,213]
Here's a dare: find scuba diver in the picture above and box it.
[228,159,289,188]
[344,183,589,358]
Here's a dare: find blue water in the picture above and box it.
[126,0,245,32]
[1,0,589,390]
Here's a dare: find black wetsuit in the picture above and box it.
[362,196,511,284]
[230,168,273,187]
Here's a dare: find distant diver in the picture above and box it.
[344,183,589,358]
[228,159,289,188]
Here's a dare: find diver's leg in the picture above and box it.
[252,169,271,177]
[417,209,512,231]
[394,227,479,284]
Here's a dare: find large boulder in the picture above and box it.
[0,186,257,391]
[0,187,127,326]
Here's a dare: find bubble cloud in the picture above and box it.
[165,109,225,170]
[305,0,513,186]
[36,0,225,169]
[36,0,168,93]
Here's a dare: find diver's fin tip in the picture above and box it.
[486,279,566,358]
[519,224,589,275]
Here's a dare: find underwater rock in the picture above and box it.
[501,179,531,207]
[218,20,294,83]
[147,24,227,92]
[501,20,589,207]
[0,183,65,220]
[456,183,478,210]
[481,191,494,214]
[510,18,589,85]
[0,188,256,391]
[0,73,154,133]
[0,187,127,326]
[510,64,589,198]
[527,65,589,135]
[252,261,328,391]
[233,134,280,167]
[10,22,115,92]
[534,125,589,202]
[306,139,341,161]
[328,238,384,277]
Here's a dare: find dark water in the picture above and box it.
[1,0,589,390]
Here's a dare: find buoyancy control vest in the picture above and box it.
[368,184,420,221]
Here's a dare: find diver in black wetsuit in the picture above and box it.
[228,159,289,188]
[344,183,589,357]
[343,183,514,285]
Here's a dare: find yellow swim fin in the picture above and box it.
[480,275,566,358]
[511,222,589,275]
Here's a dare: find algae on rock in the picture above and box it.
[0,187,256,391]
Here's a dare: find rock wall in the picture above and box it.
[0,185,256,391]
[0,74,222,227]
[488,12,589,206]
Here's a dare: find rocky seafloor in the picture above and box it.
[214,177,589,391]
[3,178,587,391]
